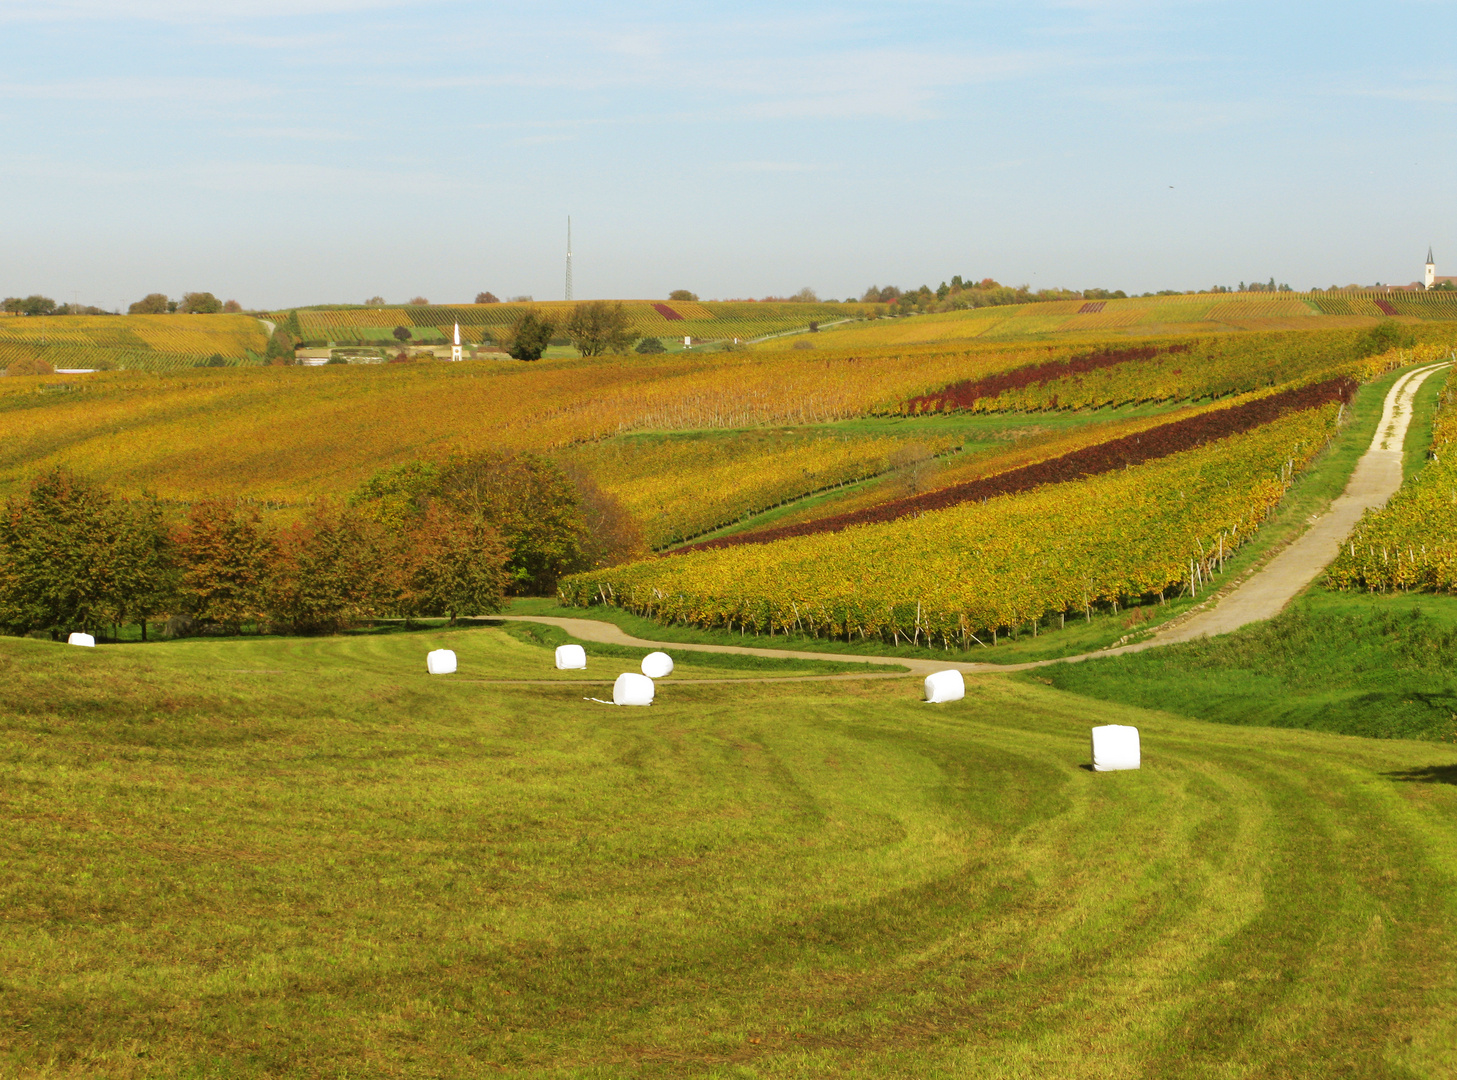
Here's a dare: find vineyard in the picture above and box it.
[1327,363,1457,592]
[802,289,1457,350]
[0,325,1438,519]
[685,378,1357,552]
[560,405,1341,646]
[283,301,872,348]
[558,432,956,549]
[0,314,266,372]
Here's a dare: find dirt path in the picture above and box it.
[494,362,1451,680]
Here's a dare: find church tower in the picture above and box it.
[1426,247,1436,290]
[451,322,463,361]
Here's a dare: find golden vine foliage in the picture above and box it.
[1327,363,1457,592]
[561,406,1340,645]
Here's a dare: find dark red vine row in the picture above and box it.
[905,342,1193,413]
[680,377,1356,554]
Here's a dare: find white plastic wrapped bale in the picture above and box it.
[1090,725,1141,771]
[555,644,587,670]
[640,651,674,679]
[924,669,964,703]
[67,632,95,648]
[613,672,655,706]
[426,649,457,675]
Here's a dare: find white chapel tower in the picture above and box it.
[1426,248,1436,290]
[451,322,463,361]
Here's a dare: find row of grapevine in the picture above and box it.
[561,406,1341,646]
[687,377,1355,552]
[562,433,955,549]
[1326,364,1457,592]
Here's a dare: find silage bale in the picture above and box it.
[426,649,457,675]
[555,644,587,669]
[67,632,95,648]
[641,651,674,678]
[924,669,964,703]
[1090,725,1141,771]
[613,672,655,706]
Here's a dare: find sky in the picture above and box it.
[1,0,1453,309]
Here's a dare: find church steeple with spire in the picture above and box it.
[1426,247,1436,290]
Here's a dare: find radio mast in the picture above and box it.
[565,216,573,301]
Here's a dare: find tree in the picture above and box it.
[264,328,295,363]
[559,466,647,570]
[3,295,58,316]
[669,289,698,301]
[392,326,413,343]
[349,460,441,532]
[1356,320,1416,357]
[789,287,819,303]
[475,292,500,304]
[268,502,387,634]
[105,496,176,640]
[129,293,170,315]
[437,449,589,594]
[0,469,120,637]
[562,300,638,357]
[176,499,276,633]
[396,505,508,623]
[179,292,223,314]
[409,296,430,306]
[499,311,555,362]
[365,295,386,306]
[222,299,242,313]
[635,336,666,354]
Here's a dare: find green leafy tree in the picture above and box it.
[3,295,58,316]
[128,293,170,315]
[349,460,441,532]
[437,450,589,594]
[392,326,413,343]
[284,310,303,338]
[396,505,509,623]
[176,499,276,633]
[635,336,666,354]
[268,502,387,633]
[105,496,176,640]
[1356,320,1416,357]
[668,289,698,301]
[0,469,120,637]
[179,292,223,314]
[501,311,556,362]
[264,328,296,363]
[563,301,639,357]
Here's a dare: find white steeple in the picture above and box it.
[451,322,463,361]
[1426,247,1436,290]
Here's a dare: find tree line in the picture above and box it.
[0,451,643,641]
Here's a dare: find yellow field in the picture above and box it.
[793,291,1457,350]
[0,314,267,371]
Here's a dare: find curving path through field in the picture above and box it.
[495,361,1452,680]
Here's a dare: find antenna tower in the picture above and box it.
[565,216,573,301]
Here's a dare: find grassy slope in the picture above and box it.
[549,365,1418,665]
[3,629,1456,1076]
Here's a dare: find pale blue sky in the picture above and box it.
[1,1,1452,309]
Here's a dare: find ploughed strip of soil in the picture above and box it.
[678,377,1356,554]
[905,342,1192,413]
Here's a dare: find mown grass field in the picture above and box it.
[4,620,1457,1077]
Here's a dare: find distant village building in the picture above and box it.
[1410,248,1457,290]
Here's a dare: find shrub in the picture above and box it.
[6,357,54,377]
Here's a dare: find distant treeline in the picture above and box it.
[0,452,643,641]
